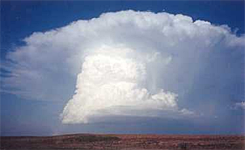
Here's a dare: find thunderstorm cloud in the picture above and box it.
[2,10,244,124]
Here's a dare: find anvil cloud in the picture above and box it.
[2,10,244,124]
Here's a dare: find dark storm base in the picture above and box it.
[1,134,244,150]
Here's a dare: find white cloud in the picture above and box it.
[2,10,244,123]
[61,45,180,123]
[235,102,245,110]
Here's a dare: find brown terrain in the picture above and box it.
[1,134,245,150]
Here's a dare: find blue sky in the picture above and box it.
[1,1,244,136]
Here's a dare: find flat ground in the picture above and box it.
[1,134,244,150]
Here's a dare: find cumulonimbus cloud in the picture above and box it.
[2,10,244,124]
[61,45,182,123]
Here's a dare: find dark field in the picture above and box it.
[1,134,244,150]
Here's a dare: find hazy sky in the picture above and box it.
[1,1,244,136]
